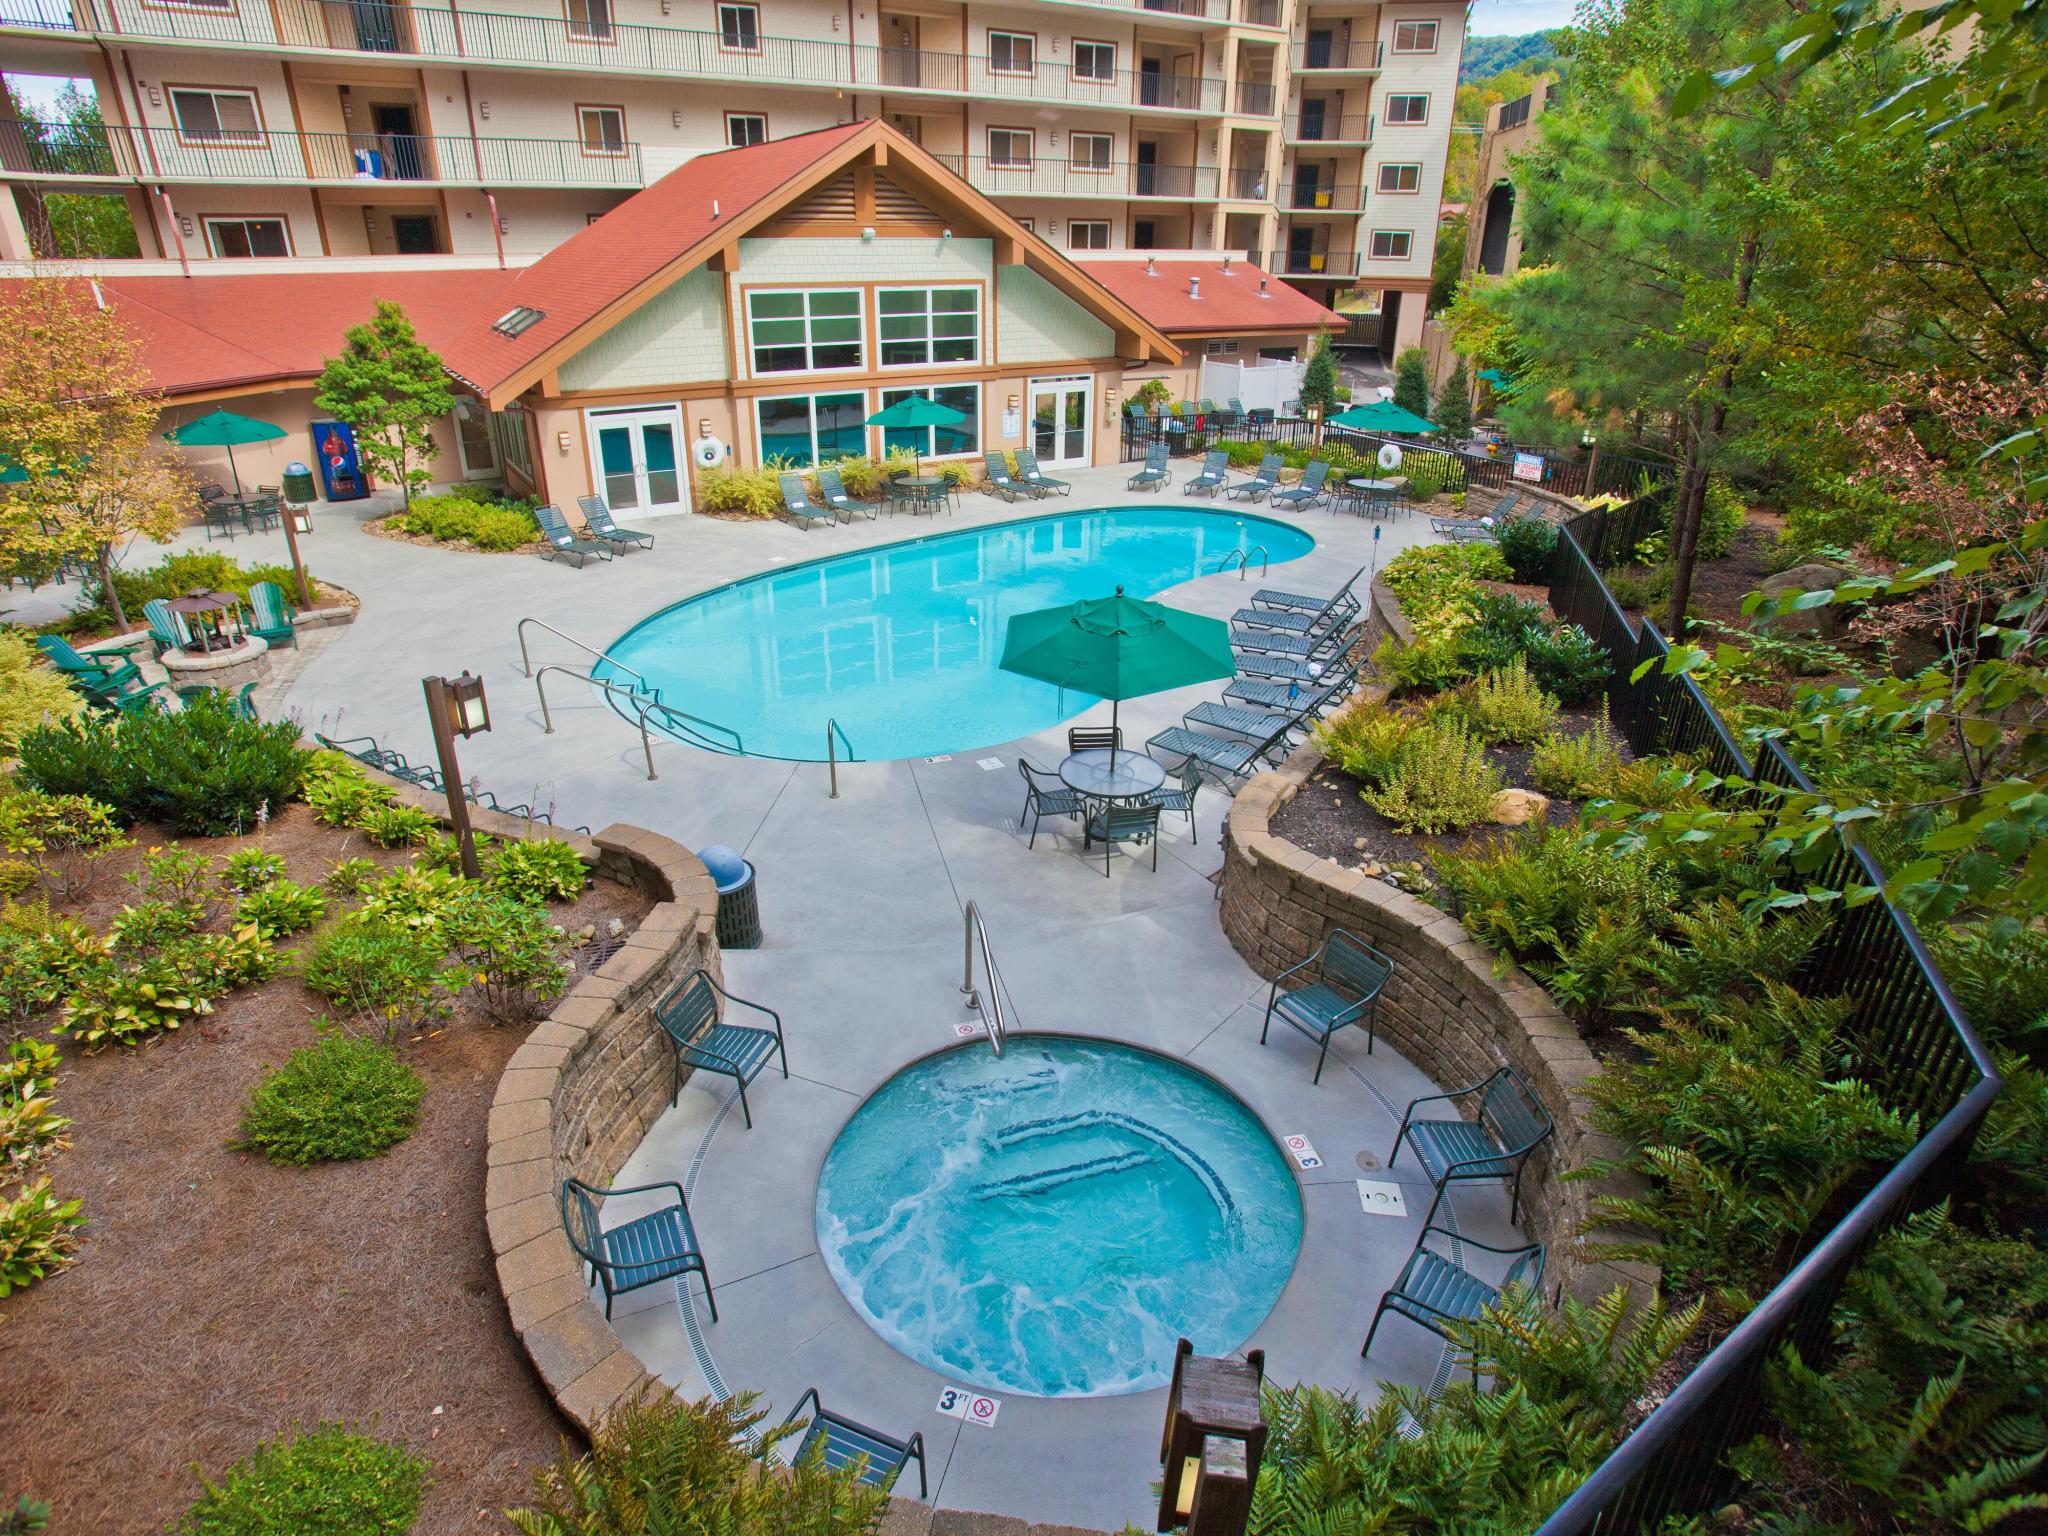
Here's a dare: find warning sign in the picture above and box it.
[1282,1134,1323,1171]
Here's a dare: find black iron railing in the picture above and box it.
[1498,92,1534,131]
[1528,498,2001,1533]
[1290,112,1375,142]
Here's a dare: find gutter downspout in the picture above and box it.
[484,190,505,270]
[157,187,190,276]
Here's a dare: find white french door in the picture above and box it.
[1028,375,1092,467]
[585,404,690,517]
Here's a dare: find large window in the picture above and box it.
[726,112,767,147]
[1368,229,1412,258]
[757,391,867,467]
[578,105,627,156]
[747,289,863,374]
[717,1,759,50]
[1392,19,1437,51]
[1074,40,1116,80]
[988,128,1033,166]
[879,385,979,458]
[989,30,1034,74]
[1376,161,1421,193]
[1070,132,1112,172]
[204,216,290,257]
[1385,93,1428,124]
[566,0,613,42]
[877,287,979,367]
[1068,220,1109,250]
[492,404,534,480]
[170,88,262,143]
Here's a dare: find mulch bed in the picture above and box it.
[363,516,544,557]
[1,804,651,1534]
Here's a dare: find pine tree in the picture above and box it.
[1298,334,1339,422]
[314,301,455,507]
[1436,358,1475,441]
[1392,347,1432,420]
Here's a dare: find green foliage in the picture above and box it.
[1131,377,1172,410]
[355,866,469,933]
[17,693,307,838]
[1364,719,1505,834]
[357,804,439,849]
[1456,657,1561,745]
[1,1492,51,1534]
[1436,357,1476,440]
[1925,924,2047,1053]
[1383,542,1514,619]
[1531,722,1625,800]
[87,551,307,634]
[0,902,106,1027]
[507,1390,887,1536]
[237,1031,425,1166]
[1392,346,1432,420]
[1519,623,1611,705]
[219,849,288,895]
[1697,476,1746,561]
[234,879,329,938]
[314,299,455,506]
[1313,697,1412,788]
[305,772,387,829]
[0,1178,84,1298]
[1298,334,1339,421]
[323,858,384,897]
[108,900,202,954]
[128,843,221,926]
[698,459,795,518]
[0,631,82,755]
[299,917,451,1035]
[0,788,126,898]
[383,489,540,552]
[484,837,588,905]
[174,1422,428,1536]
[444,895,572,1024]
[0,862,32,900]
[1,1039,68,1178]
[55,923,274,1051]
[1494,514,1560,584]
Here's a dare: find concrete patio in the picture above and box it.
[17,465,1531,1530]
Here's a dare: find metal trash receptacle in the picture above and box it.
[282,462,316,503]
[697,843,760,949]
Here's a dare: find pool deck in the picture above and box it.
[22,469,1530,1531]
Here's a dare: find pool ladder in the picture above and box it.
[1215,546,1269,579]
[960,900,1015,1058]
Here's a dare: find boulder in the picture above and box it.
[1489,788,1551,826]
[1751,562,1855,638]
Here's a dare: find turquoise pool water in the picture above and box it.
[596,506,1314,761]
[815,1038,1304,1398]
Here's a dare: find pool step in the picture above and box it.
[994,1110,1238,1222]
[974,1149,1157,1199]
[932,1068,1059,1104]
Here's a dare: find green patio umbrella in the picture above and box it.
[162,408,287,496]
[1328,400,1436,436]
[999,586,1237,770]
[866,395,967,480]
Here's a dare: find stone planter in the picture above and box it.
[159,634,271,692]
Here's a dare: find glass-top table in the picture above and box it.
[1060,748,1167,800]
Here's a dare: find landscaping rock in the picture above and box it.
[1752,562,1854,637]
[1489,788,1551,826]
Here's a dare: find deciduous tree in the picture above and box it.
[314,301,454,507]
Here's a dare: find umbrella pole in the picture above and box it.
[1109,697,1119,772]
[226,442,244,498]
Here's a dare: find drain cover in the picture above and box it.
[1355,1149,1381,1172]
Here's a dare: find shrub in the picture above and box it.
[356,866,469,933]
[108,900,202,954]
[0,632,81,755]
[0,1178,84,1298]
[234,879,329,938]
[1493,515,1560,584]
[1530,722,1625,800]
[1925,924,2048,1053]
[446,896,572,1024]
[1364,719,1504,834]
[1372,636,1470,695]
[324,858,385,897]
[1698,476,1746,561]
[237,1032,425,1166]
[0,904,106,1027]
[1456,657,1559,745]
[357,804,438,848]
[1381,542,1511,619]
[1313,698,1410,788]
[174,1422,428,1536]
[85,551,309,635]
[305,772,387,829]
[508,1390,887,1536]
[384,490,540,551]
[0,790,126,899]
[1,1038,68,1175]
[1519,623,1611,705]
[219,850,288,894]
[697,459,791,518]
[127,843,222,926]
[299,917,450,1033]
[0,861,33,900]
[485,837,588,905]
[57,949,213,1050]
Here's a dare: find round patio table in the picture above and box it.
[1345,478,1401,495]
[1059,748,1167,800]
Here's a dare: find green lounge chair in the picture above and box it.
[1183,449,1229,496]
[246,580,296,649]
[779,1391,927,1497]
[778,474,833,531]
[1014,449,1070,497]
[655,968,788,1129]
[816,468,874,522]
[141,597,191,656]
[1232,589,1360,636]
[1271,461,1332,510]
[1363,1226,1545,1360]
[577,494,655,550]
[1127,441,1169,492]
[1250,565,1366,615]
[1231,602,1355,656]
[1259,927,1394,1081]
[1225,660,1359,715]
[1391,1065,1556,1227]
[982,451,1039,501]
[534,504,613,566]
[35,634,142,693]
[560,1176,715,1321]
[1227,454,1284,502]
[1143,717,1295,782]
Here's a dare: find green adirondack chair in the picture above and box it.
[35,634,142,693]
[246,580,296,649]
[141,598,190,656]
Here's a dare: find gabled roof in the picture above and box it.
[444,118,1182,406]
[1074,259,1343,337]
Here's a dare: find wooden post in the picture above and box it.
[421,675,482,880]
[282,502,314,609]
[1157,1340,1266,1536]
[1583,441,1602,500]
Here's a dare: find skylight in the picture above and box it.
[491,306,546,337]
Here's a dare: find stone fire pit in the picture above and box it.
[160,634,270,692]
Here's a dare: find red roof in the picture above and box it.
[14,269,516,399]
[438,122,870,396]
[1073,259,1340,336]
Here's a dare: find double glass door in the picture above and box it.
[588,406,686,516]
[1030,378,1090,467]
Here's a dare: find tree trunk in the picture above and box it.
[97,542,128,631]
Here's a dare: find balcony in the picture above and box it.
[44,0,1228,115]
[1255,248,1361,277]
[1286,113,1373,145]
[1234,80,1278,115]
[0,117,643,188]
[931,154,1216,201]
[1290,39,1383,73]
[1236,0,1284,23]
[1281,183,1364,213]
[1223,167,1271,200]
[1497,93,1533,131]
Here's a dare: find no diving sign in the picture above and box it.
[935,1386,1001,1429]
[1282,1134,1323,1171]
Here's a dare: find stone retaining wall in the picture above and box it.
[1218,748,1656,1306]
[1468,480,1582,523]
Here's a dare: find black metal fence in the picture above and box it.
[1528,499,2001,1534]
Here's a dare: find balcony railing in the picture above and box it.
[1224,167,1270,199]
[0,117,642,187]
[1281,183,1364,212]
[1236,0,1284,23]
[1234,80,1277,115]
[46,0,1227,113]
[1255,247,1361,277]
[0,0,75,28]
[931,153,1216,200]
[1497,92,1533,131]
[1291,39,1383,71]
[1288,112,1374,143]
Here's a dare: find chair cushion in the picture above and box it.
[680,1022,779,1081]
[600,1203,700,1290]
[1404,1118,1517,1182]
[1391,1247,1501,1326]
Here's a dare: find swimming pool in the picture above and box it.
[595,506,1314,761]
[815,1037,1303,1398]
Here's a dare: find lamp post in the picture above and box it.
[1580,428,1601,498]
[281,501,315,609]
[422,670,491,880]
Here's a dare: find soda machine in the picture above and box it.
[311,420,370,501]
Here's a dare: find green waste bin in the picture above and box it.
[282,462,316,503]
[698,844,761,949]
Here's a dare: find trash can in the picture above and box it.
[697,843,761,950]
[282,462,316,503]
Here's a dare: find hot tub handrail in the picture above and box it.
[636,696,746,772]
[960,899,1012,1058]
[517,615,646,683]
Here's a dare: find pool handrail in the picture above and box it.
[826,717,855,798]
[960,900,1012,1058]
[517,615,646,683]
[636,696,747,766]
[1216,546,1270,579]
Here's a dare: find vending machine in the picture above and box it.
[311,420,370,501]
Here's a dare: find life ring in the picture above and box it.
[1377,442,1403,471]
[692,437,728,469]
